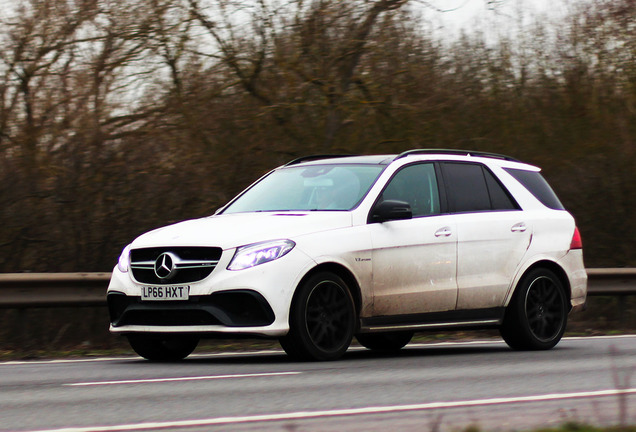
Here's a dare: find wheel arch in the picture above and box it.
[295,262,362,323]
[510,260,572,308]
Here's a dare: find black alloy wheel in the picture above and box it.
[525,275,567,341]
[280,272,356,361]
[500,268,568,350]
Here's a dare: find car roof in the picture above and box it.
[284,150,538,171]
[285,155,394,166]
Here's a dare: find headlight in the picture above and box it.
[228,240,295,271]
[117,244,132,273]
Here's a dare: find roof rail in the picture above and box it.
[285,154,357,166]
[394,149,520,162]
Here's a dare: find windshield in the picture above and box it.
[222,164,385,213]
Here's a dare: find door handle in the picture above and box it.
[435,227,452,237]
[511,222,527,232]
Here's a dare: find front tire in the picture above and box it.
[280,272,356,361]
[500,268,568,350]
[128,334,199,361]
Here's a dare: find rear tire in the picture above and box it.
[280,272,355,361]
[356,331,413,352]
[500,268,568,350]
[128,334,199,361]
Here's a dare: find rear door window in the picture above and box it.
[483,169,519,210]
[442,162,520,213]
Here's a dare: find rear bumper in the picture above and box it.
[559,249,587,312]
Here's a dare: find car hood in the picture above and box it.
[131,212,354,250]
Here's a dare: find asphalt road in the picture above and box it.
[1,335,635,432]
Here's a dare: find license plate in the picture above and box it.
[141,286,190,301]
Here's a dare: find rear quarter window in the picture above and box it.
[504,168,565,210]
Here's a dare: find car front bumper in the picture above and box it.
[107,247,316,338]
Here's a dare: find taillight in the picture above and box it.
[570,226,583,249]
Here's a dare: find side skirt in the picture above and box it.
[359,307,505,333]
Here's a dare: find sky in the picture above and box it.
[417,0,584,40]
[0,0,590,49]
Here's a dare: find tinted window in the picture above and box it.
[442,163,491,212]
[483,168,520,210]
[504,168,565,210]
[381,163,440,217]
[442,162,519,213]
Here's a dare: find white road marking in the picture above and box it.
[1,356,139,366]
[0,349,282,366]
[25,387,636,432]
[65,371,301,387]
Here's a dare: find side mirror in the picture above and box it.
[371,200,412,223]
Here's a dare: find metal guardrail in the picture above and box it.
[0,273,111,308]
[586,268,636,295]
[0,269,635,308]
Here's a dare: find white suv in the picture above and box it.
[108,150,587,361]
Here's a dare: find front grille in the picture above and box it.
[130,247,222,284]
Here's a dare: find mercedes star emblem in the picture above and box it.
[154,252,178,280]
